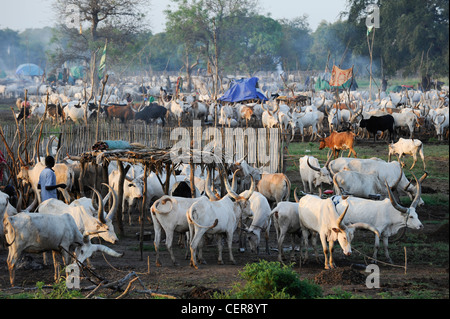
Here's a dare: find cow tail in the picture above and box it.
[187,207,218,230]
[284,175,291,201]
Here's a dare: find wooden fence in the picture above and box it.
[1,121,286,175]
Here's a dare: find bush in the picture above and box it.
[214,260,322,299]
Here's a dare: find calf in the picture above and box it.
[319,131,357,158]
[298,195,379,269]
[388,138,425,170]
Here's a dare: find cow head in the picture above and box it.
[330,198,380,257]
[86,184,119,243]
[224,170,255,218]
[306,156,332,187]
[385,172,426,233]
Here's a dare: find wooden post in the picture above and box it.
[78,159,86,197]
[116,160,130,237]
[139,163,149,261]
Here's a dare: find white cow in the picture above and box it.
[187,174,255,268]
[299,155,332,195]
[109,169,144,225]
[334,172,426,263]
[388,138,425,170]
[242,191,272,255]
[298,195,379,269]
[17,161,74,205]
[3,212,84,286]
[39,185,119,244]
[151,195,204,266]
[329,157,424,206]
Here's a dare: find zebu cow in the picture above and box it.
[332,167,402,199]
[328,157,424,205]
[319,131,357,158]
[388,138,426,170]
[109,169,144,225]
[151,195,204,266]
[334,172,426,263]
[103,104,136,122]
[290,111,320,142]
[17,160,74,205]
[299,155,332,195]
[39,185,119,244]
[359,114,396,142]
[133,103,168,125]
[187,174,255,268]
[270,199,315,263]
[298,195,379,269]
[3,212,83,286]
[256,173,291,206]
[242,190,272,255]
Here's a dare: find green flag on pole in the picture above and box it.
[98,40,107,80]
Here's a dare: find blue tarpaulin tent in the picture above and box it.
[218,77,268,103]
[15,63,44,77]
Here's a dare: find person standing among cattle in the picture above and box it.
[38,156,66,202]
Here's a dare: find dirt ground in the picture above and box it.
[0,103,448,300]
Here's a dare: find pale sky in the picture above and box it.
[0,0,349,34]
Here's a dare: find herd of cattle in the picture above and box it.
[5,78,450,144]
[0,77,448,287]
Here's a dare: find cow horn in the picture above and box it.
[390,166,404,190]
[103,183,118,221]
[411,171,427,209]
[205,168,219,201]
[293,187,300,203]
[223,170,238,200]
[46,135,56,157]
[307,156,321,172]
[89,186,106,224]
[231,169,241,192]
[337,202,349,230]
[243,175,255,200]
[385,179,408,214]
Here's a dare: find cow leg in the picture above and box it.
[227,231,236,265]
[189,228,207,269]
[277,228,287,262]
[217,234,224,265]
[52,250,61,283]
[328,240,336,269]
[419,147,426,170]
[410,153,417,170]
[301,229,310,263]
[319,234,331,269]
[153,222,163,267]
[165,230,178,266]
[372,233,380,263]
[382,236,393,264]
[7,250,19,286]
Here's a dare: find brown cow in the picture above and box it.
[319,131,357,159]
[239,106,255,127]
[256,173,291,206]
[104,104,137,123]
